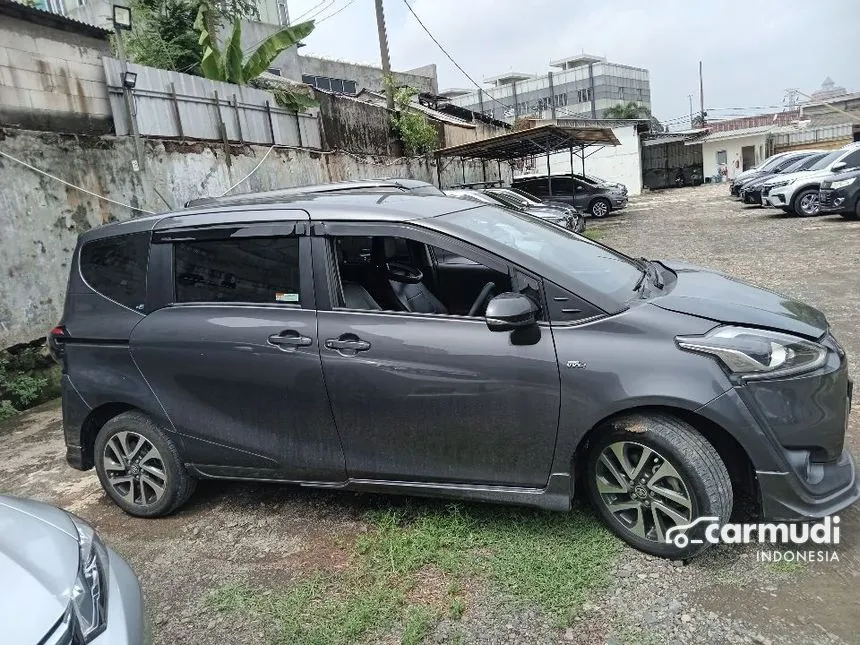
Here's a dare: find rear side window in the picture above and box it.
[79,232,149,311]
[174,236,301,304]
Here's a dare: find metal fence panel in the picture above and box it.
[103,58,321,148]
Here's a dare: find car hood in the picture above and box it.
[526,206,568,218]
[0,496,78,645]
[762,167,833,186]
[652,261,828,339]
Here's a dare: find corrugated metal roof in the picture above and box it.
[0,0,110,38]
[687,124,775,144]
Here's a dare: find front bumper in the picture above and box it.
[610,195,628,209]
[697,337,858,522]
[766,186,792,207]
[819,187,856,214]
[91,548,150,645]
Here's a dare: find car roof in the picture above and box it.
[185,178,441,208]
[79,192,479,242]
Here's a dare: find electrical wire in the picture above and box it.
[292,0,334,23]
[401,0,511,111]
[315,0,355,24]
[0,148,157,214]
[219,145,276,196]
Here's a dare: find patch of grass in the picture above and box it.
[583,228,603,241]
[401,605,436,645]
[208,503,621,643]
[209,577,404,645]
[357,504,620,626]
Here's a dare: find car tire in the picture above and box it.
[584,413,732,559]
[589,198,611,218]
[842,202,860,220]
[94,411,196,518]
[792,188,820,217]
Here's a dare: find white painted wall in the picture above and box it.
[701,134,768,181]
[520,125,644,195]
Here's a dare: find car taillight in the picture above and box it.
[47,325,68,364]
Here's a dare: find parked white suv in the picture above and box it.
[763,143,860,216]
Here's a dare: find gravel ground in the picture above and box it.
[1,183,858,645]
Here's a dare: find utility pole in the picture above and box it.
[698,61,705,125]
[374,0,395,111]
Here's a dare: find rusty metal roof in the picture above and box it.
[435,124,619,161]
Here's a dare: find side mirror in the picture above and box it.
[831,161,847,173]
[485,293,538,332]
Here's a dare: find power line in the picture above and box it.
[292,0,333,22]
[401,0,511,111]
[316,0,355,23]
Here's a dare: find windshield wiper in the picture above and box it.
[634,257,664,290]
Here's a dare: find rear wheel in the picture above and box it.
[793,188,820,217]
[589,198,611,218]
[94,411,196,517]
[585,413,732,558]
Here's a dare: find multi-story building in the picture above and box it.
[444,54,650,123]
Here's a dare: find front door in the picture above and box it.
[313,226,561,488]
[130,222,345,481]
[741,145,756,171]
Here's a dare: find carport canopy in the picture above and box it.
[433,124,620,193]
[436,124,619,162]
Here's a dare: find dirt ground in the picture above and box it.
[1,183,858,645]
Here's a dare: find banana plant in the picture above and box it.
[194,5,315,84]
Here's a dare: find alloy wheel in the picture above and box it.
[594,441,693,543]
[798,193,819,215]
[592,201,609,217]
[103,431,167,507]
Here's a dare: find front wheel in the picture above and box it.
[793,188,820,217]
[585,414,732,558]
[589,198,611,218]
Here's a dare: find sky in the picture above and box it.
[287,0,860,128]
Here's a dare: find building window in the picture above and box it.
[553,93,568,107]
[716,150,728,165]
[267,68,282,76]
[576,88,592,103]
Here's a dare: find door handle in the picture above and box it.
[325,338,371,352]
[268,331,313,348]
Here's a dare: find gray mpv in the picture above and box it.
[51,184,857,558]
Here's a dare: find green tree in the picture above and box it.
[384,76,438,156]
[194,6,314,84]
[603,101,650,119]
[123,0,203,74]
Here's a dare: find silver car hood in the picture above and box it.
[0,496,79,645]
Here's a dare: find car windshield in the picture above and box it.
[758,154,791,171]
[439,206,643,305]
[488,191,529,208]
[808,150,845,171]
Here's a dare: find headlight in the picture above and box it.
[676,326,827,380]
[831,177,856,189]
[768,180,790,189]
[69,514,109,642]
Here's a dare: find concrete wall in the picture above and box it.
[0,128,506,347]
[0,15,112,134]
[234,20,302,81]
[535,125,644,195]
[299,55,437,94]
[702,134,767,181]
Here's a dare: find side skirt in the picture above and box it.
[187,465,573,511]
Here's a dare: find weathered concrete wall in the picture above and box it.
[317,91,392,155]
[0,128,508,347]
[0,15,112,135]
[299,55,436,94]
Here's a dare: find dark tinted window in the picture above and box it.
[80,232,149,311]
[551,178,575,194]
[841,149,860,170]
[174,236,300,304]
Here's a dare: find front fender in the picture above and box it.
[548,303,734,474]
